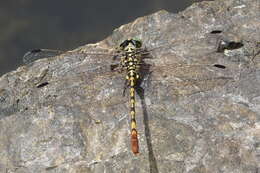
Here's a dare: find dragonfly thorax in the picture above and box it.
[124,44,136,53]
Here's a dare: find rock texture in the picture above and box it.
[0,0,259,172]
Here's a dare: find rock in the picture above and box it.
[0,0,259,172]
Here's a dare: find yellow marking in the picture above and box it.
[130,87,135,92]
[131,121,136,129]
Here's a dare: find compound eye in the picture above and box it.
[120,40,130,49]
[132,39,142,48]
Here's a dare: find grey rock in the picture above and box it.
[0,0,259,172]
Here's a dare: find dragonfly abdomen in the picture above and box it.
[128,70,139,154]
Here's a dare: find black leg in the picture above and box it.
[110,64,120,71]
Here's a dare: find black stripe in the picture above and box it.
[131,128,137,131]
[131,119,136,123]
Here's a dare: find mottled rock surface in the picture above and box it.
[0,0,259,172]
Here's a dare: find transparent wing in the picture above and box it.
[23,49,65,64]
[22,48,123,65]
[22,38,188,65]
[32,59,233,97]
[24,37,232,96]
[24,57,234,128]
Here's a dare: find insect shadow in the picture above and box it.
[136,85,159,173]
[137,52,159,173]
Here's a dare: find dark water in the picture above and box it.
[0,0,202,76]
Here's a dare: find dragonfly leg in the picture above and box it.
[110,63,120,71]
[112,47,122,60]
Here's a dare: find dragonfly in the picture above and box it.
[22,37,232,155]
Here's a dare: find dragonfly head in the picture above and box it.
[119,38,142,51]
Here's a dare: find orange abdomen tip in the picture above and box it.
[131,129,139,154]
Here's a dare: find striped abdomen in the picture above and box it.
[128,69,139,154]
